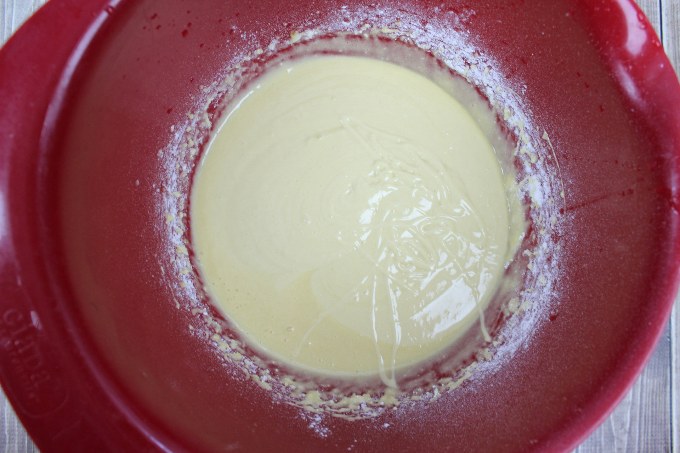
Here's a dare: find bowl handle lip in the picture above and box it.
[0,1,171,451]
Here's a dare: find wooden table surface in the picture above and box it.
[1,1,678,451]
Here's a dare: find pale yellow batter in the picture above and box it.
[191,56,520,386]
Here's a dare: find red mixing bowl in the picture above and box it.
[1,0,679,451]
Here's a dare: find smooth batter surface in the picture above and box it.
[192,56,519,386]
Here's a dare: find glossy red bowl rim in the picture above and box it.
[0,0,678,451]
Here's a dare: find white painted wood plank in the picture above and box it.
[672,303,679,453]
[663,0,680,72]
[1,400,38,453]
[639,0,663,35]
[662,0,680,452]
[0,0,44,44]
[660,1,679,451]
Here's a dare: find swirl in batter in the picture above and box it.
[191,56,522,387]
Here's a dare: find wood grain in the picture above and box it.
[0,1,678,452]
[663,0,680,72]
[664,4,680,453]
[0,0,43,43]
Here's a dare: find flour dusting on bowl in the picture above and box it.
[152,23,566,426]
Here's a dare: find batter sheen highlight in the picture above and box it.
[191,56,522,386]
